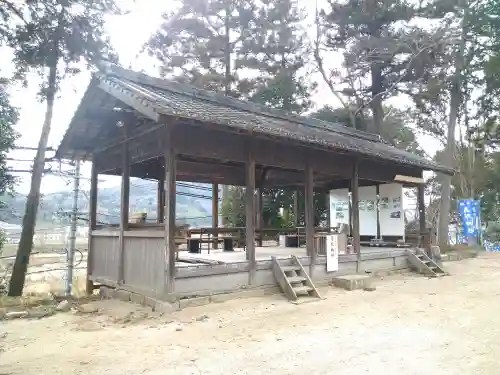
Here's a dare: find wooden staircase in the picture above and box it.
[406,248,448,277]
[271,255,321,303]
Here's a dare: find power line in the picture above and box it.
[13,145,55,151]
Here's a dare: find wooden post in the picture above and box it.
[351,161,361,272]
[417,183,427,248]
[245,147,256,284]
[294,190,299,227]
[157,177,165,223]
[118,138,130,284]
[305,161,315,276]
[256,189,263,247]
[376,184,381,239]
[325,190,331,230]
[86,159,98,294]
[164,136,177,295]
[212,183,218,249]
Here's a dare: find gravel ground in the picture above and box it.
[2,254,500,374]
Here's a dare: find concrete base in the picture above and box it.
[98,284,283,311]
[331,274,374,291]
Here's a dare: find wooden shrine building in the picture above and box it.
[55,64,452,300]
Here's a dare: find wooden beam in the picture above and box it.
[305,160,315,276]
[417,183,427,247]
[245,145,256,284]
[86,159,98,294]
[164,129,177,295]
[98,79,160,122]
[212,183,218,249]
[157,177,164,223]
[95,124,417,177]
[351,161,361,271]
[118,134,130,284]
[256,189,263,247]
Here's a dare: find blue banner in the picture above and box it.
[458,199,481,237]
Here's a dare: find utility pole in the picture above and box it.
[65,160,80,296]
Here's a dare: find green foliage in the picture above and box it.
[238,0,314,113]
[0,229,4,253]
[310,105,423,154]
[484,222,500,243]
[221,186,245,227]
[0,87,19,206]
[146,0,257,96]
[316,0,455,133]
[3,0,119,91]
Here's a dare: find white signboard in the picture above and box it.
[379,183,405,238]
[359,186,378,237]
[326,235,339,272]
[329,189,349,228]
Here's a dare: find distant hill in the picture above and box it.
[0,180,216,229]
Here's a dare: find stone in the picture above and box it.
[113,289,131,302]
[195,314,209,322]
[6,311,28,319]
[55,300,71,312]
[363,286,377,292]
[28,308,56,319]
[332,274,373,291]
[76,304,99,314]
[175,324,183,332]
[154,300,178,314]
[179,296,210,309]
[129,293,145,305]
[99,286,113,299]
[430,246,442,261]
[143,296,157,309]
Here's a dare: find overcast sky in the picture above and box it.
[6,0,440,196]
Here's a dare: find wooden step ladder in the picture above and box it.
[271,255,321,303]
[406,248,448,277]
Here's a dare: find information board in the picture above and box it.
[359,186,378,237]
[379,183,405,238]
[329,188,349,228]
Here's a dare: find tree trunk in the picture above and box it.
[221,8,232,221]
[370,63,384,134]
[438,24,466,250]
[8,65,57,296]
[224,9,231,96]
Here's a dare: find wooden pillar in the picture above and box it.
[256,189,263,247]
[376,184,381,239]
[245,147,256,284]
[212,183,218,249]
[294,190,299,227]
[325,190,331,230]
[305,161,315,275]
[157,177,165,223]
[163,138,177,295]
[351,162,361,271]
[118,139,130,284]
[417,183,428,249]
[86,159,98,294]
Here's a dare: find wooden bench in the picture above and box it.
[187,236,234,253]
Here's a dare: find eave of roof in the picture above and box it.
[56,63,454,176]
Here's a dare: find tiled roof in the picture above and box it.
[56,64,452,175]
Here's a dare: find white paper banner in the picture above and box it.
[326,235,339,272]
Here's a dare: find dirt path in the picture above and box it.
[2,254,500,374]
